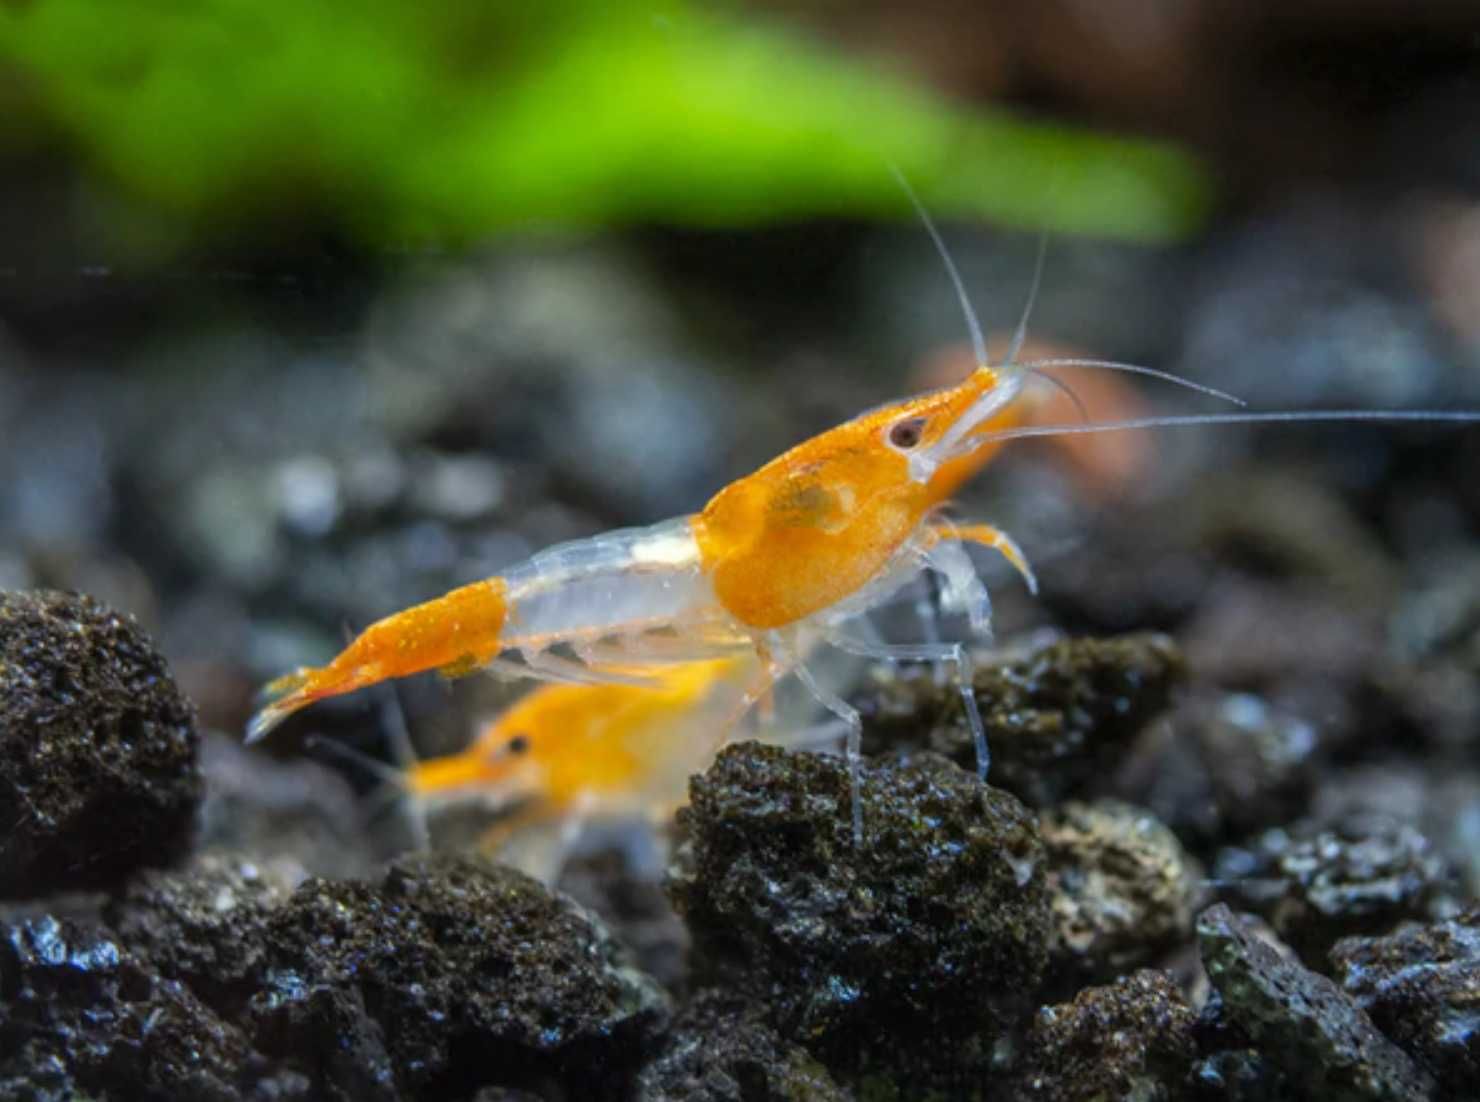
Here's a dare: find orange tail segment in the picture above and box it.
[245,578,509,743]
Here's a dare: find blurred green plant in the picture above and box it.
[0,0,1210,255]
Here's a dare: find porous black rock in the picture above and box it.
[1196,903,1433,1102]
[1015,970,1197,1102]
[1211,811,1450,966]
[668,741,1049,1089]
[247,851,669,1101]
[1331,906,1480,1096]
[1039,799,1202,991]
[0,589,202,898]
[634,990,850,1102]
[556,847,689,994]
[103,853,293,1018]
[0,912,298,1101]
[857,633,1184,808]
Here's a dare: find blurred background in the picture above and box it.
[3,1,1480,854]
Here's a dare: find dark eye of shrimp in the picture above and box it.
[507,733,530,755]
[888,417,928,450]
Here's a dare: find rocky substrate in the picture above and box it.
[2,588,1478,1100]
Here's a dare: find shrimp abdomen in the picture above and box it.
[501,516,723,649]
[245,578,509,742]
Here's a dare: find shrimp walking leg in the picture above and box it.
[783,646,867,844]
[827,633,990,782]
[478,809,589,886]
[374,683,432,852]
[910,573,951,687]
[917,539,994,639]
[518,649,660,687]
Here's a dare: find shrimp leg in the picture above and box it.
[824,519,1031,786]
[910,572,950,688]
[478,807,590,886]
[519,649,661,688]
[775,636,867,845]
[923,520,1038,595]
[826,631,988,783]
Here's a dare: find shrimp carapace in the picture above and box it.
[692,364,1029,630]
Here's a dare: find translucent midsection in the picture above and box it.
[501,516,728,649]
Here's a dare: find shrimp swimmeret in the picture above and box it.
[248,199,1480,841]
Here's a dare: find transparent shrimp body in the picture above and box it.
[499,517,743,658]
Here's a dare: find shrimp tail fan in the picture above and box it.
[246,668,317,743]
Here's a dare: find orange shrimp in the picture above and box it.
[382,653,816,881]
[245,365,1050,740]
[407,655,751,827]
[247,346,1217,840]
[251,189,1480,841]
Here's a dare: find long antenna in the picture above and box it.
[972,409,1480,446]
[889,164,990,369]
[305,734,406,789]
[1005,232,1048,368]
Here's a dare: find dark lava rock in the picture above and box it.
[1039,799,1202,990]
[104,853,293,1017]
[1197,903,1434,1102]
[1212,811,1450,966]
[1180,580,1401,751]
[634,990,850,1102]
[1015,970,1197,1102]
[0,913,298,1101]
[1390,551,1480,665]
[1311,765,1480,904]
[0,589,202,898]
[1331,907,1480,1096]
[557,848,689,995]
[1117,691,1320,851]
[857,633,1184,808]
[668,742,1049,1089]
[248,851,668,1101]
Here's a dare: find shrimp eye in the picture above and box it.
[888,417,928,450]
[507,733,530,755]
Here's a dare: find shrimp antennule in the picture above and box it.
[1017,358,1246,406]
[890,164,990,370]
